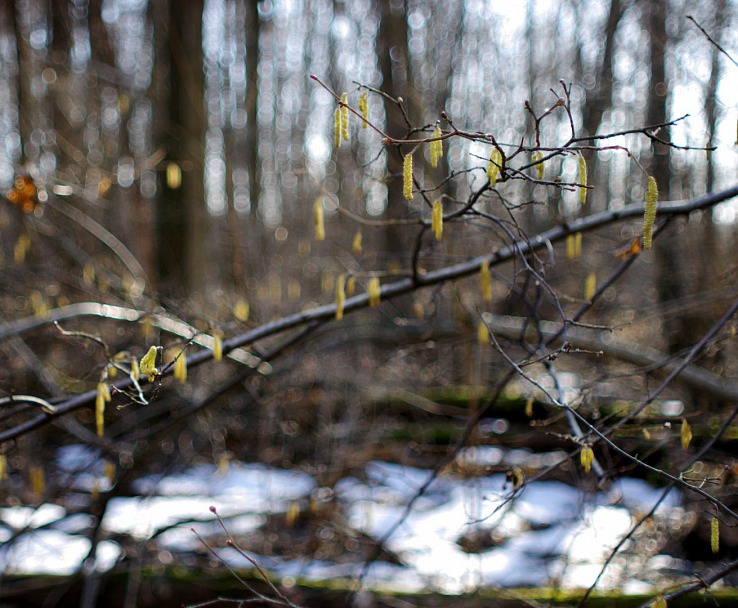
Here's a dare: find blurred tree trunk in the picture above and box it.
[243,0,261,277]
[646,0,685,354]
[376,0,416,277]
[156,0,206,295]
[580,0,621,140]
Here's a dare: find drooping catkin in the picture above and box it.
[532,151,544,180]
[213,331,223,362]
[368,276,381,307]
[174,351,187,384]
[584,272,596,301]
[140,346,158,382]
[335,274,346,320]
[403,153,413,200]
[681,417,692,449]
[580,446,594,473]
[578,153,588,205]
[712,516,720,554]
[480,262,492,303]
[233,298,250,322]
[358,91,368,128]
[432,200,443,241]
[352,231,363,254]
[643,176,658,250]
[333,107,342,149]
[314,197,325,241]
[430,126,443,168]
[340,92,349,142]
[487,148,502,187]
[30,465,45,498]
[477,321,489,344]
[96,382,111,437]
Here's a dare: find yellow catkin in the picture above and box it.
[104,460,116,483]
[580,446,594,473]
[358,91,368,128]
[140,346,158,382]
[525,397,534,417]
[511,466,524,489]
[286,501,301,527]
[218,453,230,475]
[478,321,489,344]
[413,301,424,319]
[340,92,349,142]
[681,417,692,449]
[584,272,596,301]
[174,351,187,384]
[96,382,111,437]
[213,331,223,362]
[643,176,658,250]
[566,232,583,260]
[480,262,492,304]
[334,107,342,149]
[30,465,45,498]
[578,154,588,205]
[314,197,325,241]
[430,126,443,168]
[643,428,651,440]
[403,153,413,200]
[487,148,502,187]
[233,298,250,322]
[352,231,363,254]
[166,162,182,189]
[335,275,346,320]
[432,200,443,241]
[14,234,30,263]
[368,276,381,307]
[0,454,7,481]
[346,276,356,296]
[82,265,95,286]
[652,596,667,608]
[712,516,720,554]
[532,151,544,180]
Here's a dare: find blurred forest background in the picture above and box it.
[3,0,738,606]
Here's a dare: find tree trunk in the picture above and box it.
[156,0,207,295]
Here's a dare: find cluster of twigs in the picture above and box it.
[3,62,738,607]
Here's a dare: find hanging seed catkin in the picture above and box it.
[643,176,658,250]
[314,197,325,241]
[358,91,368,128]
[340,92,349,142]
[487,148,502,187]
[403,153,413,200]
[432,200,443,241]
[335,275,346,320]
[430,126,443,168]
[578,154,588,205]
[368,276,381,307]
